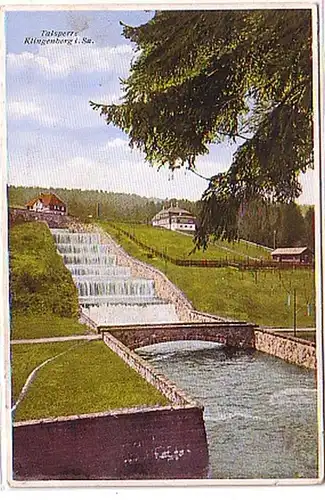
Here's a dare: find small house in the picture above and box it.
[152,205,196,232]
[26,192,67,215]
[271,247,313,264]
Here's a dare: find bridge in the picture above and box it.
[98,321,256,350]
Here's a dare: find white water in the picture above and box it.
[51,229,179,325]
[66,264,131,277]
[84,303,179,325]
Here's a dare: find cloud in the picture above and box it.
[7,43,134,79]
[7,99,57,126]
[7,87,108,130]
[7,124,228,201]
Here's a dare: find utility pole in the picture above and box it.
[273,230,277,250]
[293,288,297,337]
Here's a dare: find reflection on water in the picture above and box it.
[137,341,318,479]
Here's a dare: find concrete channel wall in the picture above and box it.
[102,331,198,406]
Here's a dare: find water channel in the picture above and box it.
[51,229,319,480]
[137,341,318,480]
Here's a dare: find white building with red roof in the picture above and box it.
[25,192,67,215]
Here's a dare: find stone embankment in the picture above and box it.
[102,331,198,406]
[9,208,75,228]
[255,329,316,370]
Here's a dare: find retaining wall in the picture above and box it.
[9,208,76,228]
[13,405,209,481]
[13,328,209,481]
[254,329,316,369]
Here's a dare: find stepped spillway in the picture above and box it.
[51,228,179,325]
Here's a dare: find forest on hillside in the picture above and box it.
[8,185,314,251]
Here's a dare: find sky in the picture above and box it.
[5,9,316,203]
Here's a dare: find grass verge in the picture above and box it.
[9,221,79,317]
[13,340,169,421]
[10,314,89,340]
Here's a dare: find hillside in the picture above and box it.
[109,222,272,261]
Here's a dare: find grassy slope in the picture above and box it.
[114,222,272,260]
[100,223,315,328]
[9,221,88,339]
[9,221,79,317]
[13,340,169,421]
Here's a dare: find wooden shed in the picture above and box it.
[271,247,313,263]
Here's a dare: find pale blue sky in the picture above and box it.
[6,10,315,203]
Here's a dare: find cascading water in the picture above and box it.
[50,228,179,325]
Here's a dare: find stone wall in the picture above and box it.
[13,405,209,481]
[9,208,75,228]
[102,331,198,406]
[101,322,256,351]
[254,329,316,370]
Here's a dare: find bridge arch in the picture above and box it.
[99,322,255,350]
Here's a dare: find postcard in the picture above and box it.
[1,1,324,490]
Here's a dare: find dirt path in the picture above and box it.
[11,333,101,345]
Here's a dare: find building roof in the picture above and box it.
[271,247,310,256]
[26,192,66,208]
[152,206,194,220]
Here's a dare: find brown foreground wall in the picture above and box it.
[254,329,316,370]
[13,406,209,481]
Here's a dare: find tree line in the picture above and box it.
[8,185,314,250]
[8,185,198,224]
[238,200,314,251]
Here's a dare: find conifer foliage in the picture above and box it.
[90,10,313,247]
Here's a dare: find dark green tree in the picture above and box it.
[304,206,315,251]
[276,203,306,247]
[90,9,313,247]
